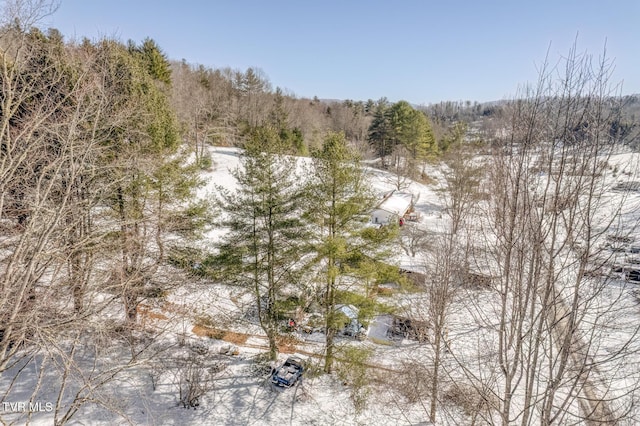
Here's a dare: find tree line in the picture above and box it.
[0,20,211,422]
[0,10,400,419]
[168,58,475,167]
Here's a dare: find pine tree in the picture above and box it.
[268,87,306,155]
[129,37,172,85]
[94,38,199,323]
[214,126,307,360]
[368,100,435,173]
[308,132,397,372]
[387,101,436,172]
[367,101,392,164]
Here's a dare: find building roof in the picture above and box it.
[336,304,358,320]
[375,191,413,216]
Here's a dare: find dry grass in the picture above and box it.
[374,286,395,296]
[442,382,500,419]
[137,305,169,322]
[160,300,192,316]
[191,325,249,345]
[222,330,249,345]
[192,324,223,339]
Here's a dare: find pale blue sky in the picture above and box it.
[46,0,639,104]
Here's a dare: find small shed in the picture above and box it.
[336,304,359,323]
[336,305,366,339]
[371,191,414,225]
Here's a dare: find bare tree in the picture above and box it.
[464,43,640,425]
[0,23,98,372]
[170,61,237,160]
[382,145,414,191]
[0,0,58,29]
[424,233,463,422]
[399,224,431,258]
[0,18,202,424]
[0,15,137,426]
[440,141,484,236]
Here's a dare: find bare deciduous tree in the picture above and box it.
[440,142,484,236]
[424,233,462,422]
[464,44,640,425]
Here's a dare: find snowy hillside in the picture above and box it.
[3,146,640,426]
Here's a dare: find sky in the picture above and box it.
[40,0,640,105]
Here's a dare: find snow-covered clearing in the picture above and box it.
[3,146,640,425]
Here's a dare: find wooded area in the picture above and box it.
[2,2,640,425]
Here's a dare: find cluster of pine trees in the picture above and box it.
[0,23,212,418]
[0,15,411,411]
[211,129,398,371]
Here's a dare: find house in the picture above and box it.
[371,191,414,225]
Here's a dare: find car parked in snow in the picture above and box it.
[271,356,304,387]
[625,268,640,283]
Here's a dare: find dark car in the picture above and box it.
[626,268,640,283]
[271,356,304,387]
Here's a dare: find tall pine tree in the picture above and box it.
[367,100,392,165]
[94,38,200,323]
[308,132,397,372]
[215,126,307,360]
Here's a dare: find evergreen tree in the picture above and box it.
[387,101,436,164]
[438,121,467,153]
[214,126,307,360]
[94,38,199,323]
[308,132,397,372]
[268,87,306,155]
[368,100,435,172]
[367,102,392,164]
[128,38,172,85]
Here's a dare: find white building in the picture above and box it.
[371,191,414,225]
[336,305,366,338]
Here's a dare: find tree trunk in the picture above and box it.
[430,329,442,423]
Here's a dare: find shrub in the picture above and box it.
[176,354,222,409]
[336,346,373,413]
[442,381,499,421]
[197,153,213,170]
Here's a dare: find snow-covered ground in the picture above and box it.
[3,146,640,425]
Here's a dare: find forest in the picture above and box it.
[2,3,640,425]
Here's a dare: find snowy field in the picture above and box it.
[3,146,640,425]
